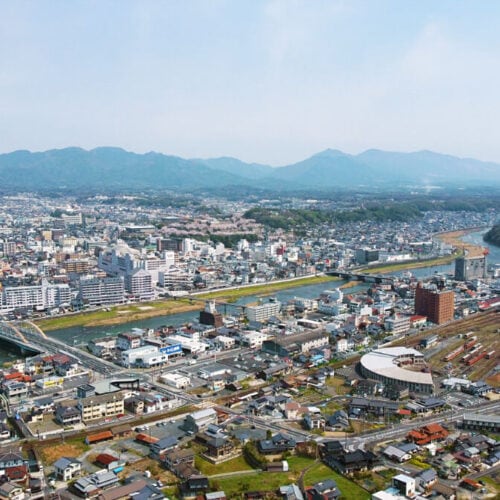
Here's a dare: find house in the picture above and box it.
[0,453,24,471]
[97,478,164,500]
[324,449,377,474]
[382,445,411,463]
[149,436,178,458]
[306,478,341,500]
[0,482,24,500]
[73,470,119,497]
[320,440,344,457]
[392,474,416,498]
[181,474,209,496]
[53,457,82,481]
[283,402,305,420]
[258,433,296,455]
[407,423,448,445]
[349,397,399,418]
[55,403,82,426]
[325,410,349,431]
[163,448,195,472]
[280,484,304,500]
[417,468,437,490]
[204,437,237,462]
[303,413,326,431]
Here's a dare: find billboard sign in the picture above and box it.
[160,344,182,355]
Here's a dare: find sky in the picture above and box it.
[1,0,500,165]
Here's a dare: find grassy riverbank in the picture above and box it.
[360,251,463,275]
[35,274,338,332]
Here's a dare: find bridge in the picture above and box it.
[0,320,121,375]
[0,321,43,355]
[325,270,395,285]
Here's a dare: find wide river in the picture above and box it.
[0,228,498,361]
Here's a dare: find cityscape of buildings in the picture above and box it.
[0,191,497,499]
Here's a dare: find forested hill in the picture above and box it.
[484,224,500,247]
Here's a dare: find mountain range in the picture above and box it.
[0,146,499,192]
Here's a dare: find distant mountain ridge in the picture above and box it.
[0,146,498,192]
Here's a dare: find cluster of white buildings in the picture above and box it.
[0,280,71,312]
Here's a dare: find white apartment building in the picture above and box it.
[159,266,193,289]
[1,281,70,311]
[384,314,411,335]
[79,276,125,306]
[246,300,281,323]
[125,268,154,301]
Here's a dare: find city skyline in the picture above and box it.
[1,1,500,165]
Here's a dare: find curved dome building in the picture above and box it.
[359,347,434,394]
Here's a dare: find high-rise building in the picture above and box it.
[454,255,487,281]
[79,277,125,306]
[414,282,454,325]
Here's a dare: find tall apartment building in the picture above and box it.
[125,269,154,301]
[2,241,17,257]
[63,259,91,275]
[1,281,71,311]
[246,299,281,323]
[414,283,454,325]
[454,255,487,281]
[79,277,125,306]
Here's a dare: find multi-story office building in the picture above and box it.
[414,283,454,325]
[79,276,125,306]
[454,255,487,281]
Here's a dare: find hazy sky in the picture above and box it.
[1,0,500,165]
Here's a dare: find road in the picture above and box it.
[344,400,500,450]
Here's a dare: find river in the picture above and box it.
[1,228,499,361]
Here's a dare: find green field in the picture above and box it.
[195,455,254,476]
[208,457,370,499]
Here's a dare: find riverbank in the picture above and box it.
[35,274,339,331]
[435,227,488,258]
[360,251,462,275]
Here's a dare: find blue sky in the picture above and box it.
[1,0,500,165]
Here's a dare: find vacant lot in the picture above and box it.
[38,438,89,465]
